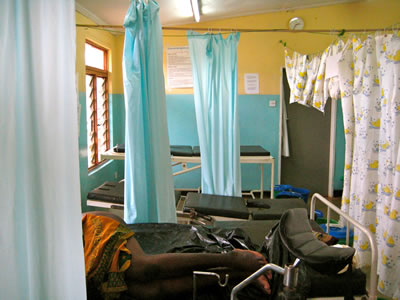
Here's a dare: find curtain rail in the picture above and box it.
[76,24,391,33]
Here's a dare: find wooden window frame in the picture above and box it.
[85,40,110,171]
[85,40,109,71]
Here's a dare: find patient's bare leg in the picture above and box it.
[83,212,271,298]
[124,236,272,299]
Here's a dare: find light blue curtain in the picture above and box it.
[0,0,87,299]
[187,31,242,196]
[123,0,177,223]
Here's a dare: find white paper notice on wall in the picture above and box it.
[167,47,193,89]
[244,73,259,94]
[325,53,341,79]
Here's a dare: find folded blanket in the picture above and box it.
[82,214,134,299]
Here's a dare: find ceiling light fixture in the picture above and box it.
[190,0,200,22]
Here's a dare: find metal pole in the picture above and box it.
[310,193,378,300]
[230,263,285,300]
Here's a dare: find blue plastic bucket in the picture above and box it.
[274,185,310,203]
[291,187,310,202]
[275,191,302,199]
[314,209,323,219]
[320,224,354,245]
[273,185,292,197]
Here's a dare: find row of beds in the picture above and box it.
[86,145,373,299]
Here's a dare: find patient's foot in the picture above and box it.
[231,249,267,271]
[230,249,272,294]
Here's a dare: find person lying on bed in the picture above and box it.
[82,211,272,300]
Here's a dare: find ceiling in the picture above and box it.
[75,0,359,27]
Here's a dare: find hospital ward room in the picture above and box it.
[2,0,400,299]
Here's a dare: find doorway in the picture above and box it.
[281,69,331,196]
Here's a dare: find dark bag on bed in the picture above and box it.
[122,223,270,300]
[260,208,359,299]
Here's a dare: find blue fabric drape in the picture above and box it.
[187,31,241,196]
[123,0,176,223]
[0,0,86,298]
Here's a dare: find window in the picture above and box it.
[85,41,109,170]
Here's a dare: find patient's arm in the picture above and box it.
[125,233,272,299]
[83,211,271,299]
[126,236,268,280]
[84,211,268,278]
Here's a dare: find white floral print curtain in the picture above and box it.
[338,33,400,298]
[285,32,400,297]
[285,41,344,112]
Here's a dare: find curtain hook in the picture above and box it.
[391,23,399,36]
[330,29,336,44]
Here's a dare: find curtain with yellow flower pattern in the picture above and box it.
[285,41,344,113]
[338,34,400,298]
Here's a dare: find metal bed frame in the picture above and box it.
[227,193,378,300]
[100,148,275,199]
[309,193,378,300]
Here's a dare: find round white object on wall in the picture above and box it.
[289,17,304,30]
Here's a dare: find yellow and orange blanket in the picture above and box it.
[82,214,134,299]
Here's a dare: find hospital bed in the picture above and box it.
[86,181,307,223]
[225,194,377,300]
[100,144,275,199]
[122,194,375,300]
[183,192,307,221]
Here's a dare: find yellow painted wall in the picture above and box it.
[75,12,124,94]
[76,0,399,95]
[162,0,400,95]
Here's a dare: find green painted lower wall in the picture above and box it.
[334,100,345,191]
[166,94,280,191]
[166,94,346,192]
[78,92,345,209]
[78,92,125,211]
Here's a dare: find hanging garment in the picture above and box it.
[338,33,400,298]
[187,31,242,196]
[123,0,177,224]
[285,49,309,105]
[0,0,87,299]
[284,40,345,113]
[323,40,345,104]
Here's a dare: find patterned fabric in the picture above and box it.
[284,40,345,112]
[285,32,400,297]
[82,214,134,299]
[338,33,400,298]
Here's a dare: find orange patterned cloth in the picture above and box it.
[82,214,134,299]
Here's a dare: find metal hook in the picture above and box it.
[193,271,229,300]
[392,23,399,36]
